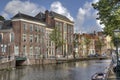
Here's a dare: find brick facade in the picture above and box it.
[41,10,74,58]
[0,10,74,65]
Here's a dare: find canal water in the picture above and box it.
[0,60,110,80]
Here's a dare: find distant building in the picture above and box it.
[74,31,107,57]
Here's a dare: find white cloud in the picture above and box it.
[1,0,46,19]
[50,1,74,21]
[75,0,103,33]
[75,8,85,33]
[96,20,105,29]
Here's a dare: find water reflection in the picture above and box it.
[0,60,110,80]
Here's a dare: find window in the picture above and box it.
[1,44,6,53]
[64,24,67,32]
[35,25,37,32]
[35,47,39,54]
[64,33,67,40]
[23,34,27,42]
[0,34,2,42]
[15,46,19,55]
[30,24,33,31]
[23,23,27,30]
[49,40,51,46]
[37,26,39,32]
[23,45,26,55]
[29,46,33,55]
[30,35,33,42]
[10,33,14,42]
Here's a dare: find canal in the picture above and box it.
[0,60,110,80]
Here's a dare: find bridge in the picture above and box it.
[15,56,27,66]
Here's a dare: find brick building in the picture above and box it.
[74,32,107,57]
[0,10,74,64]
[12,13,46,59]
[35,10,74,58]
[0,20,14,59]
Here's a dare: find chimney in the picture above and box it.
[45,10,49,24]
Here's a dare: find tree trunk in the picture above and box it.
[55,46,57,60]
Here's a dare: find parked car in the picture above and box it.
[87,54,96,57]
[88,53,100,57]
[91,72,106,80]
[101,53,107,57]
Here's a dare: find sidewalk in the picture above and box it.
[107,69,116,80]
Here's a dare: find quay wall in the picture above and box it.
[0,60,15,70]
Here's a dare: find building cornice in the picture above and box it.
[54,18,74,26]
[46,27,53,31]
[12,19,46,26]
[0,28,13,32]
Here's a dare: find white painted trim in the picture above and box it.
[54,18,74,25]
[10,33,11,42]
[12,19,46,26]
[46,28,53,31]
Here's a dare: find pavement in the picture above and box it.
[107,69,116,80]
[107,65,120,80]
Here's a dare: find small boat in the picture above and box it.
[91,72,106,80]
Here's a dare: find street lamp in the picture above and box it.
[8,44,10,60]
[113,29,120,73]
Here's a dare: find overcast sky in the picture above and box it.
[0,0,104,33]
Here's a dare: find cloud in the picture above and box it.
[50,1,74,21]
[75,0,104,33]
[75,8,85,33]
[1,0,46,19]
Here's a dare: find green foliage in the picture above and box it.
[49,27,65,59]
[84,37,91,55]
[73,34,80,47]
[84,37,91,46]
[49,27,64,49]
[96,38,104,50]
[0,15,5,21]
[92,0,120,39]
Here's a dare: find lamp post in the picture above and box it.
[113,29,120,73]
[8,44,10,60]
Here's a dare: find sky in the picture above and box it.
[0,0,104,33]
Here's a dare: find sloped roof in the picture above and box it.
[0,20,12,29]
[12,12,45,24]
[35,12,46,22]
[49,11,74,23]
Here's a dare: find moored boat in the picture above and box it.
[91,72,106,80]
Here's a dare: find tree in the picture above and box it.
[73,34,81,58]
[49,27,64,60]
[95,38,105,54]
[0,15,5,21]
[92,0,120,39]
[84,37,91,56]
